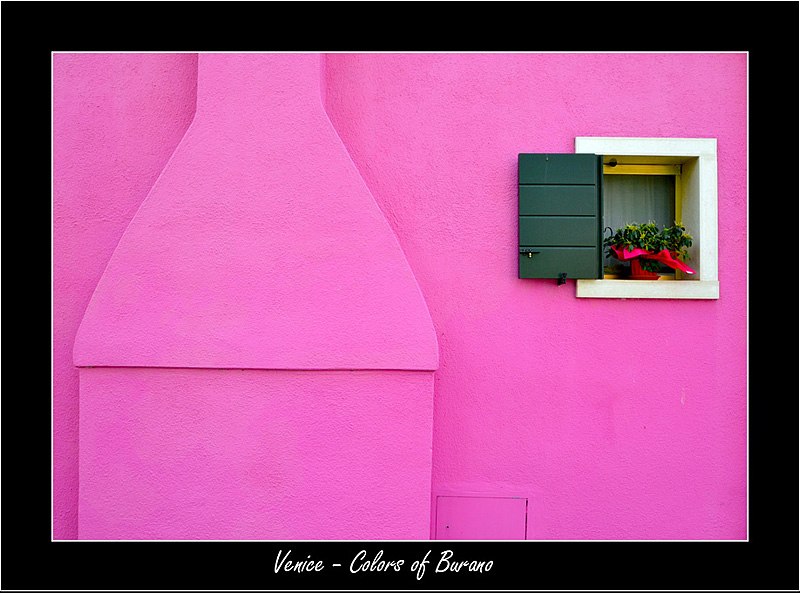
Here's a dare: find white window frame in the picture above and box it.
[574,137,719,299]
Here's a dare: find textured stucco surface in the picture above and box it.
[324,52,747,539]
[73,53,438,371]
[69,53,437,540]
[79,367,435,540]
[55,52,747,541]
[52,53,198,539]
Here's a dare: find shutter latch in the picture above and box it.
[558,272,567,285]
[519,248,540,258]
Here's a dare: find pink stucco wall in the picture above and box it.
[79,367,435,539]
[324,52,747,540]
[70,53,437,540]
[72,53,437,371]
[52,53,198,539]
[54,52,747,540]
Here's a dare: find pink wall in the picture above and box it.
[324,52,747,539]
[54,52,747,540]
[53,53,198,539]
[70,53,437,539]
[79,367,434,539]
[73,53,437,371]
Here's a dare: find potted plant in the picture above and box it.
[603,222,695,279]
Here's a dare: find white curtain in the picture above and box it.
[603,175,675,271]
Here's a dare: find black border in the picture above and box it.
[7,1,796,590]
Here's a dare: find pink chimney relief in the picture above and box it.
[74,53,438,539]
[54,52,748,541]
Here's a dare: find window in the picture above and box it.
[574,137,719,299]
[602,159,680,277]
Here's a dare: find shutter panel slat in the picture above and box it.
[519,153,603,280]
[519,247,600,279]
[519,153,598,185]
[519,217,597,246]
[519,185,598,216]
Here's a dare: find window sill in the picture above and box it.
[576,279,719,299]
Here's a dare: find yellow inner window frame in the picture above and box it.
[602,157,683,280]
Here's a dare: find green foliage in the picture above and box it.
[603,222,693,273]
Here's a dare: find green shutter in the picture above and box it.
[518,153,603,280]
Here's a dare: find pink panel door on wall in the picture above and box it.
[435,496,528,540]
